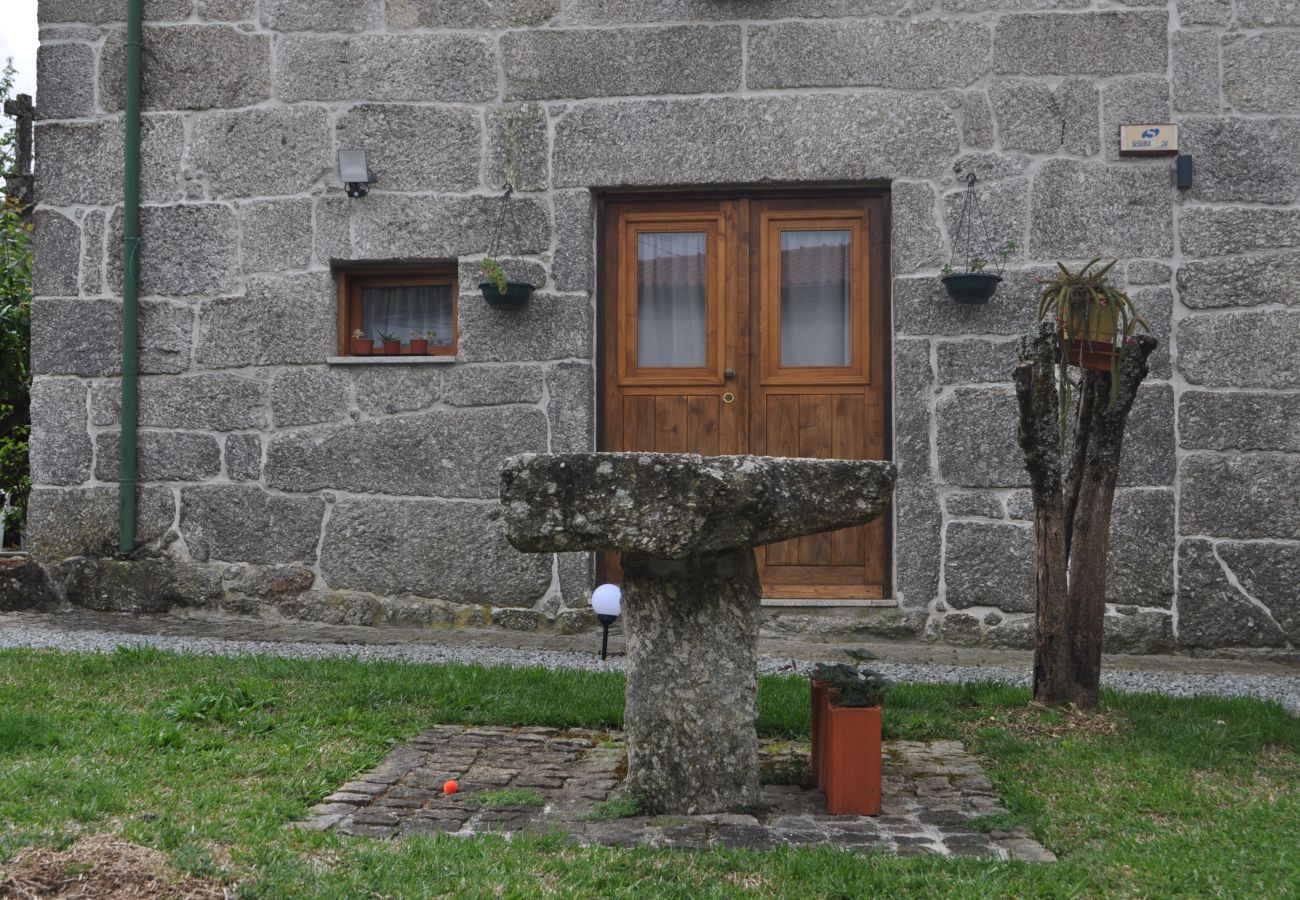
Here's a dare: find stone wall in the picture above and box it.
[28,0,1300,652]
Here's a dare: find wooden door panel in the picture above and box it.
[618,393,723,455]
[761,392,870,571]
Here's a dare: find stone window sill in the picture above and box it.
[327,356,458,366]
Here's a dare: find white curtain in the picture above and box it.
[361,285,453,345]
[779,230,852,367]
[636,232,707,367]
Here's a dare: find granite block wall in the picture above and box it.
[27,0,1300,651]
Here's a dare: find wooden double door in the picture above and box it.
[600,194,891,600]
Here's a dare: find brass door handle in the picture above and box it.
[723,368,736,379]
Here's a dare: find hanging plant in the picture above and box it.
[480,184,536,310]
[942,171,1015,303]
[1037,257,1150,432]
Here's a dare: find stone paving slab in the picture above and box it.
[292,725,1056,862]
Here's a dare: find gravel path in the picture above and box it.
[2,623,1297,713]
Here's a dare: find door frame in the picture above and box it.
[594,186,895,601]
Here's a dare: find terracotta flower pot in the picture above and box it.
[381,339,401,355]
[810,680,831,789]
[823,703,882,816]
[409,338,429,354]
[351,339,373,355]
[1066,339,1120,372]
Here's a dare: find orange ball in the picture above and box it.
[443,779,459,795]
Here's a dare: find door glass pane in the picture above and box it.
[780,230,852,367]
[362,284,454,347]
[637,231,707,368]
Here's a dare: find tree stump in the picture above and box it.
[1014,324,1157,709]
[500,452,896,814]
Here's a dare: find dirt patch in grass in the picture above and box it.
[964,702,1128,741]
[0,836,227,899]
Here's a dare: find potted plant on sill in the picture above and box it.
[941,240,1016,303]
[409,330,429,354]
[378,331,400,355]
[1038,257,1149,380]
[351,328,373,355]
[480,256,535,310]
[809,649,892,815]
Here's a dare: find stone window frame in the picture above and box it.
[335,263,459,358]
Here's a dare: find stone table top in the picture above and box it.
[501,452,896,558]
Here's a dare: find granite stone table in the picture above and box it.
[501,452,896,815]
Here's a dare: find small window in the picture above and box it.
[337,265,458,356]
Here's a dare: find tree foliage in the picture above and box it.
[1,59,32,546]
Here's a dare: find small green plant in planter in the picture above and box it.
[811,648,894,709]
[941,240,1017,303]
[378,331,400,354]
[1038,258,1150,418]
[408,330,429,354]
[479,257,535,310]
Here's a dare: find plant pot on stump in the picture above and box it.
[823,703,882,816]
[942,272,1002,304]
[1065,295,1119,372]
[481,280,535,310]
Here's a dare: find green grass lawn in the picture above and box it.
[1,647,1296,897]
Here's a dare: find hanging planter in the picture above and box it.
[480,184,536,310]
[480,279,535,310]
[942,271,1003,303]
[943,170,1016,304]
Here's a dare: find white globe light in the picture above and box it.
[590,583,621,617]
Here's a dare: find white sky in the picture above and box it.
[0,0,39,101]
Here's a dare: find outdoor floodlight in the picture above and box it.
[591,583,622,661]
[338,149,376,199]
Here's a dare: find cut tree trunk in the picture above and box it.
[1014,324,1157,709]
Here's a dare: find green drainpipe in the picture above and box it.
[118,0,143,555]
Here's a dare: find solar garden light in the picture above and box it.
[338,149,377,199]
[590,583,621,661]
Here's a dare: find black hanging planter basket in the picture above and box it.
[942,272,1002,303]
[943,169,1012,305]
[480,281,535,309]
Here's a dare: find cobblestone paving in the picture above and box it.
[294,725,1055,861]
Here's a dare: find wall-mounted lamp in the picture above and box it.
[338,149,377,199]
[591,583,622,661]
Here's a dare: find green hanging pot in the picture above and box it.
[941,272,1002,303]
[481,281,535,310]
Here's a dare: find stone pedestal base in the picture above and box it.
[620,548,761,815]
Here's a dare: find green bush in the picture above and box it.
[0,60,32,547]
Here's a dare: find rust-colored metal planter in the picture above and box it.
[823,703,882,816]
[810,680,831,789]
